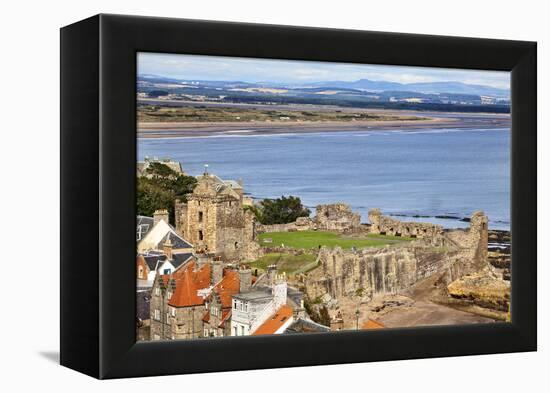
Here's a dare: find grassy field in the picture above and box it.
[138,105,426,123]
[258,230,413,250]
[249,253,318,275]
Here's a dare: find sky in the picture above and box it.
[137,52,510,90]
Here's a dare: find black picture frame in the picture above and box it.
[60,14,537,379]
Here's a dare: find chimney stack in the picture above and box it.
[211,258,223,286]
[239,266,252,293]
[153,209,169,226]
[267,264,277,286]
[196,252,210,268]
[163,233,173,259]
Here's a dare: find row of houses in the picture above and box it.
[136,209,329,341]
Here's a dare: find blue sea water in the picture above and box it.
[138,128,510,230]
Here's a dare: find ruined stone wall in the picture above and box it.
[214,199,247,260]
[306,212,490,302]
[315,203,361,232]
[256,222,300,234]
[306,245,476,302]
[174,200,188,237]
[368,209,444,240]
[256,203,360,234]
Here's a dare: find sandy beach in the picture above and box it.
[137,111,511,138]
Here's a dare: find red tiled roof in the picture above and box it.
[202,311,210,323]
[168,261,211,307]
[252,305,293,336]
[362,319,385,329]
[212,270,240,309]
[218,309,231,328]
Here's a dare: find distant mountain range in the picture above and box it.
[139,74,509,98]
[309,79,509,97]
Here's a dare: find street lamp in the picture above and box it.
[355,309,360,330]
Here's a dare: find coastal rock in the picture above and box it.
[447,271,510,312]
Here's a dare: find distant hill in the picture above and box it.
[311,79,509,98]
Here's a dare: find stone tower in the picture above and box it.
[368,208,382,233]
[175,170,255,260]
[469,211,489,267]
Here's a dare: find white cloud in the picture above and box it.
[137,52,510,90]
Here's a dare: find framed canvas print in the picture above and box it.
[60,14,536,379]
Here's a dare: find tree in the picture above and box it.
[137,163,197,223]
[255,195,310,225]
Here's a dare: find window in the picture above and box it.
[233,300,238,310]
[164,268,171,274]
[198,211,203,222]
[154,309,160,321]
[166,313,170,323]
[198,230,204,240]
[166,291,172,299]
[241,326,245,336]
[138,266,144,279]
[204,328,208,337]
[234,326,238,336]
[155,287,160,296]
[171,307,176,317]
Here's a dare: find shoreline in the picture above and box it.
[138,114,510,138]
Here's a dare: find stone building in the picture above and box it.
[174,170,258,261]
[150,255,210,341]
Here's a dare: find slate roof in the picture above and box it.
[171,252,194,270]
[159,232,193,250]
[142,252,167,271]
[233,287,273,302]
[283,318,331,334]
[136,215,154,241]
[137,219,193,253]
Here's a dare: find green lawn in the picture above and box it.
[249,253,318,275]
[258,230,413,250]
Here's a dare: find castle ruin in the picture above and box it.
[174,170,259,261]
[305,211,490,302]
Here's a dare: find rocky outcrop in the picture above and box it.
[447,270,510,312]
